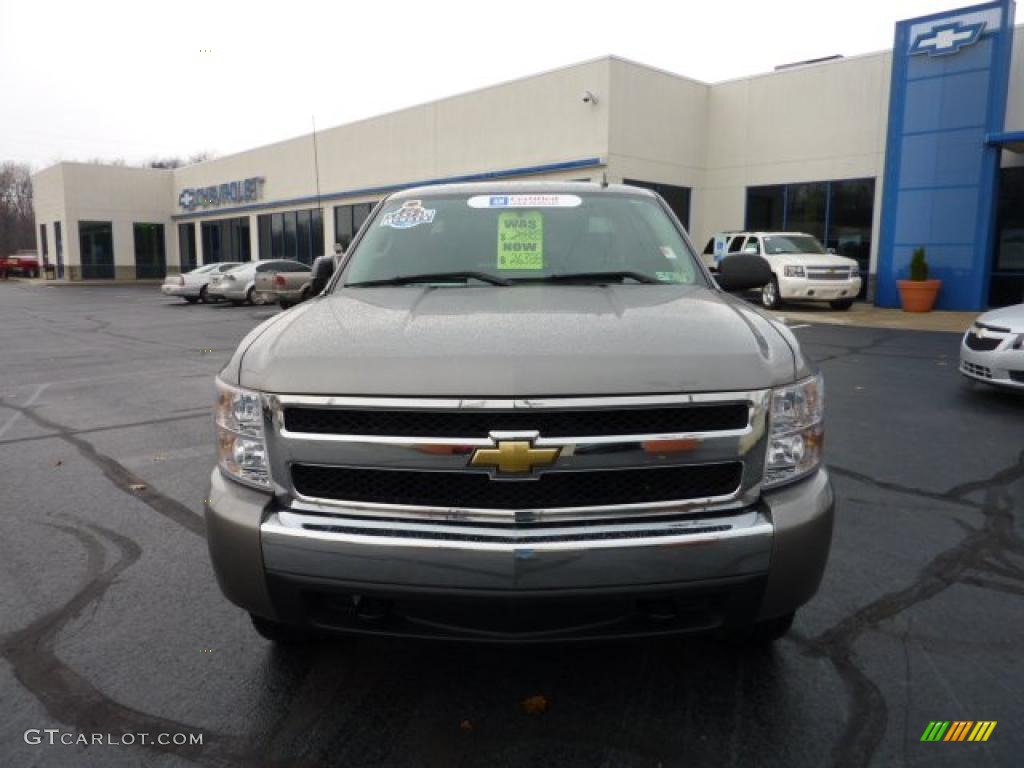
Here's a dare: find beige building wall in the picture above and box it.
[172,58,612,218]
[1003,28,1024,170]
[31,164,66,274]
[32,163,173,279]
[693,51,892,266]
[605,57,709,189]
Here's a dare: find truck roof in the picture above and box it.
[390,181,657,200]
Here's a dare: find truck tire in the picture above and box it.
[761,276,783,309]
[829,299,854,310]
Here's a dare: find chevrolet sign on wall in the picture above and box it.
[178,177,265,211]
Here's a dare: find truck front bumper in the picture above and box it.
[778,276,862,301]
[205,468,834,641]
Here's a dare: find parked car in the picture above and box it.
[161,262,242,303]
[960,303,1024,390]
[1,249,41,278]
[253,261,313,308]
[206,182,834,647]
[207,260,305,305]
[702,232,861,310]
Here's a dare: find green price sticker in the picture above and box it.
[497,212,544,270]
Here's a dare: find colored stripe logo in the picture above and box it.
[920,721,997,742]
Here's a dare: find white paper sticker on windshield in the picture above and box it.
[468,194,582,209]
[379,200,436,229]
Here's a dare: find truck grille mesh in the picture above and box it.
[283,403,749,438]
[291,462,743,510]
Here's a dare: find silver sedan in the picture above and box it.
[161,263,241,303]
[960,303,1024,390]
[207,260,304,305]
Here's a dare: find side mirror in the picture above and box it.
[715,254,773,292]
[309,255,335,296]
[826,247,837,255]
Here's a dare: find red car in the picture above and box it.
[0,250,41,278]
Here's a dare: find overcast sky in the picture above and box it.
[1,0,974,170]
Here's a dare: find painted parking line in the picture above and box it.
[0,383,51,440]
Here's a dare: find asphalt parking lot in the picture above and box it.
[1,282,1021,768]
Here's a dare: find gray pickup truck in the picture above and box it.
[207,182,834,644]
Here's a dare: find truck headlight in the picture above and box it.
[215,379,271,489]
[784,265,805,277]
[764,374,824,488]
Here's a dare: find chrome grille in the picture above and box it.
[283,402,749,438]
[806,267,851,280]
[291,462,743,510]
[264,392,770,522]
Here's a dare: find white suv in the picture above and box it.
[702,232,861,310]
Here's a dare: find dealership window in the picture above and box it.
[333,202,376,247]
[623,180,691,230]
[827,179,874,273]
[55,221,64,278]
[133,223,166,279]
[79,221,115,279]
[746,178,875,295]
[201,217,250,263]
[178,223,197,271]
[990,166,1024,307]
[39,224,48,266]
[256,208,324,263]
[746,186,785,231]
[784,183,828,241]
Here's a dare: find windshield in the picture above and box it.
[338,192,704,288]
[762,235,827,255]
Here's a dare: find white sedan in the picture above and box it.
[161,263,241,303]
[960,303,1024,390]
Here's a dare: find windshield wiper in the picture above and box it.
[536,271,661,285]
[345,271,513,288]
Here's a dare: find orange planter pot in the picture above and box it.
[897,279,942,312]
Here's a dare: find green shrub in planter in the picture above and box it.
[909,247,929,281]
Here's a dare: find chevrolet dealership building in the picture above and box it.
[31,1,1024,309]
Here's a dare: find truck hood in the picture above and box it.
[768,253,858,268]
[233,285,803,396]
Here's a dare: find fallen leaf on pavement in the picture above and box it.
[522,695,548,715]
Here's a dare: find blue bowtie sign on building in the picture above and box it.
[877,0,1018,311]
[910,21,987,56]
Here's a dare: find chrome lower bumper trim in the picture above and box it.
[260,508,773,590]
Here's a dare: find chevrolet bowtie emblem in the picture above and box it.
[470,440,560,475]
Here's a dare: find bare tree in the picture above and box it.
[0,162,35,257]
[186,150,216,165]
[147,156,185,169]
